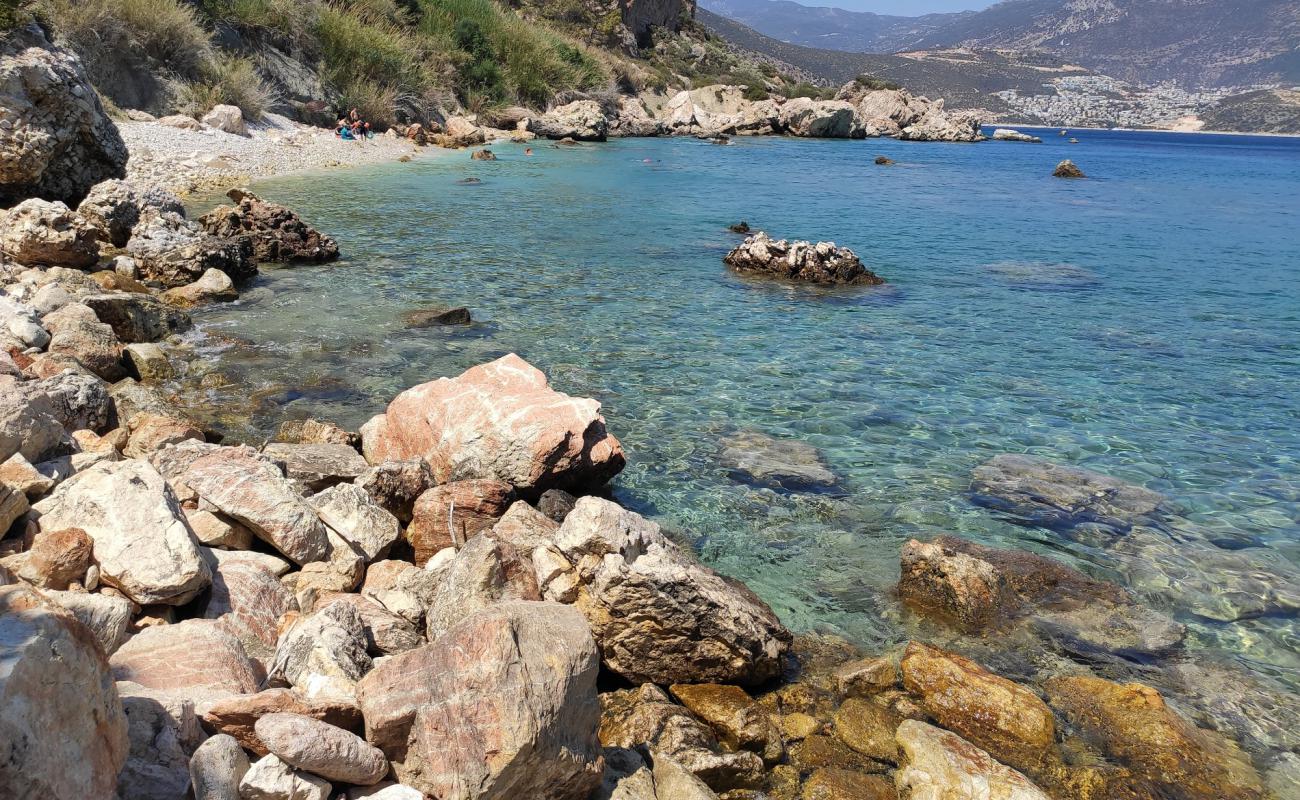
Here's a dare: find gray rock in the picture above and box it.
[0,383,65,463]
[190,733,250,800]
[263,441,369,491]
[127,211,256,288]
[116,682,207,800]
[0,24,127,207]
[38,369,112,431]
[355,459,434,524]
[720,430,838,491]
[723,232,884,286]
[423,533,541,639]
[970,454,1166,531]
[270,599,372,701]
[239,754,332,800]
[255,712,388,785]
[309,483,400,563]
[82,291,193,343]
[528,100,609,141]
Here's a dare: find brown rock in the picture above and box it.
[834,656,898,698]
[402,305,472,327]
[16,526,91,588]
[124,413,204,458]
[423,533,541,638]
[200,557,298,657]
[201,688,363,756]
[263,441,370,491]
[899,538,1011,629]
[802,769,893,800]
[360,353,625,496]
[0,583,130,800]
[1045,676,1265,800]
[355,458,434,524]
[833,698,901,764]
[200,189,340,262]
[255,712,388,785]
[1,452,54,497]
[110,619,263,693]
[406,479,516,564]
[1053,159,1086,178]
[1,480,30,534]
[788,735,880,774]
[895,720,1051,800]
[275,418,358,447]
[669,683,783,762]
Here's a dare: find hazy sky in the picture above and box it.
[804,0,996,13]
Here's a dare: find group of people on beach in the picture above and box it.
[336,108,372,141]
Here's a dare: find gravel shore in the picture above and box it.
[118,113,428,195]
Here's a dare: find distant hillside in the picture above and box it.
[698,9,1092,113]
[1201,89,1300,134]
[699,0,967,52]
[703,0,1300,89]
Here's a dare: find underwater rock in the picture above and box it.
[402,305,472,327]
[970,454,1166,531]
[720,430,839,492]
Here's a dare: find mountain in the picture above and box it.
[699,0,969,52]
[702,0,1300,89]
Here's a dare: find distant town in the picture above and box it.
[993,75,1260,130]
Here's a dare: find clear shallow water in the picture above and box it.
[186,130,1300,697]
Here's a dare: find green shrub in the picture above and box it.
[37,0,213,79]
[2,0,24,29]
[742,83,768,102]
[175,53,273,119]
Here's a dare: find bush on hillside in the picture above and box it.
[175,53,274,120]
[36,0,212,80]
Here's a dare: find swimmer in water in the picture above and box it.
[525,147,533,155]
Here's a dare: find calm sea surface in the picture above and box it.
[186,129,1300,697]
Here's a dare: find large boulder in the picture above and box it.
[201,688,364,756]
[0,198,98,267]
[386,602,604,800]
[82,291,193,343]
[257,713,388,785]
[545,497,791,686]
[199,189,340,262]
[32,459,211,605]
[423,533,541,639]
[528,100,609,142]
[1045,676,1265,800]
[0,383,64,463]
[116,682,209,800]
[201,104,248,136]
[970,454,1165,531]
[894,720,1050,800]
[43,301,126,381]
[200,556,299,657]
[270,599,372,701]
[75,179,183,248]
[110,618,263,693]
[181,446,330,564]
[0,23,128,207]
[360,354,625,496]
[724,232,884,286]
[406,478,516,565]
[127,211,256,287]
[0,584,130,800]
[778,98,863,138]
[190,734,251,800]
[310,482,401,563]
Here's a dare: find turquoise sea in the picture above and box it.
[186,129,1300,703]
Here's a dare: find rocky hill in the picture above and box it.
[1200,88,1300,134]
[703,0,1300,89]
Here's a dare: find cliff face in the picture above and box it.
[622,0,696,45]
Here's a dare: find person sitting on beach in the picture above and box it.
[339,121,355,141]
[351,120,366,141]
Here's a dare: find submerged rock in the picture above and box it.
[970,454,1166,531]
[724,232,884,286]
[894,720,1051,800]
[402,305,472,327]
[720,429,838,492]
[199,189,340,263]
[360,353,625,496]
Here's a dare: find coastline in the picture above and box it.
[993,122,1300,139]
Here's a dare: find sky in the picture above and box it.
[801,0,996,13]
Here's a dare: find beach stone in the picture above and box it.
[45,311,126,380]
[111,618,262,693]
[201,556,298,657]
[123,413,204,458]
[1053,159,1086,178]
[0,23,128,207]
[82,292,192,343]
[720,430,838,491]
[538,487,578,521]
[309,482,400,562]
[160,267,239,307]
[600,683,764,791]
[0,198,99,267]
[724,232,883,286]
[423,533,541,638]
[75,179,142,247]
[41,588,132,654]
[670,683,782,761]
[356,458,434,524]
[0,452,53,498]
[182,446,330,565]
[0,480,29,534]
[316,592,423,655]
[187,508,255,549]
[116,681,208,800]
[403,305,472,327]
[894,720,1051,800]
[32,459,210,605]
[201,104,248,136]
[15,525,90,588]
[270,599,372,700]
[190,734,250,800]
[900,641,1057,777]
[360,353,625,496]
[549,497,791,686]
[201,688,364,756]
[123,342,174,382]
[528,100,609,141]
[38,369,113,431]
[256,712,387,785]
[0,583,130,800]
[1045,676,1265,800]
[407,478,516,564]
[833,698,902,764]
[200,189,340,262]
[347,783,424,800]
[264,441,369,490]
[0,382,64,463]
[394,602,603,799]
[127,211,256,287]
[970,454,1164,530]
[834,656,898,698]
[90,269,150,293]
[240,754,333,800]
[275,418,358,447]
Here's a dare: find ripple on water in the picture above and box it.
[183,133,1300,704]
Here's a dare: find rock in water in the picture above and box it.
[970,454,1165,531]
[528,100,609,142]
[359,602,603,800]
[894,720,1051,800]
[1053,159,1086,178]
[199,189,340,263]
[31,459,211,605]
[0,23,128,206]
[874,156,895,165]
[544,497,791,685]
[470,149,496,161]
[729,221,750,234]
[0,584,130,800]
[993,128,1043,143]
[719,430,838,492]
[724,232,884,286]
[360,353,625,496]
[402,305,472,327]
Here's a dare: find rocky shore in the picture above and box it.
[3,22,1298,800]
